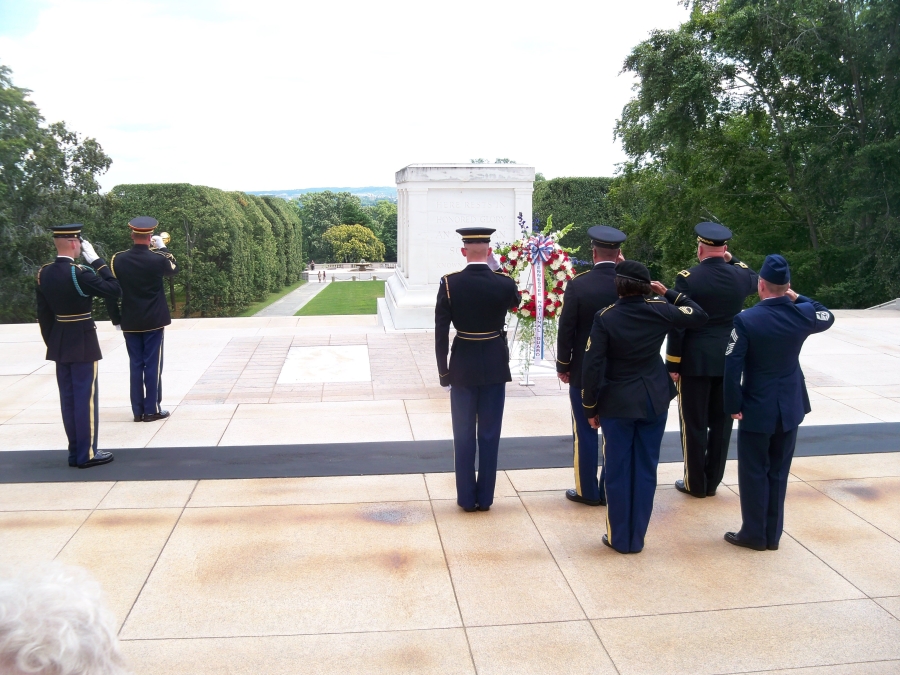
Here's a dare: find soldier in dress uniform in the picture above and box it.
[666,222,758,498]
[556,225,626,507]
[36,224,121,468]
[435,227,521,512]
[105,217,179,423]
[582,261,708,553]
[723,255,834,550]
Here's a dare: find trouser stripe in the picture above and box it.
[676,379,689,491]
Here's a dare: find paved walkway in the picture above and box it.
[253,280,330,317]
[3,453,900,674]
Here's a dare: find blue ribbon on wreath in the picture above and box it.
[526,235,554,360]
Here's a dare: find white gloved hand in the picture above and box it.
[150,235,165,249]
[487,253,500,271]
[114,324,122,331]
[442,385,451,392]
[80,239,99,264]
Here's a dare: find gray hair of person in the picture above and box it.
[0,563,129,675]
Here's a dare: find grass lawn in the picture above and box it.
[296,280,385,316]
[238,279,307,317]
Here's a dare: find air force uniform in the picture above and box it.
[435,227,521,511]
[667,222,758,497]
[582,261,708,553]
[556,225,625,506]
[724,255,834,551]
[106,217,179,422]
[36,224,121,468]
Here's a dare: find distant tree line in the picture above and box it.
[297,190,396,264]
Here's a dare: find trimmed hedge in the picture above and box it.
[92,184,303,317]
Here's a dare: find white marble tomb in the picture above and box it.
[377,163,535,329]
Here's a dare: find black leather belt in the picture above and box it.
[56,312,92,322]
[456,330,501,341]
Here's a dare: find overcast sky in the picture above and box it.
[0,0,688,192]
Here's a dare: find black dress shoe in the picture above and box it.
[77,451,114,469]
[724,532,766,551]
[68,459,77,467]
[477,505,490,511]
[675,480,706,498]
[461,505,477,512]
[767,542,779,551]
[706,488,717,497]
[143,410,170,422]
[602,534,613,549]
[133,415,143,422]
[566,489,604,506]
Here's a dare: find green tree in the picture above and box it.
[0,63,112,322]
[614,0,900,307]
[322,224,385,262]
[297,191,367,262]
[365,199,397,262]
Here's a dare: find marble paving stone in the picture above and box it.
[761,663,900,674]
[843,396,900,422]
[425,472,516,500]
[431,496,585,627]
[790,454,900,481]
[0,510,90,566]
[783,483,900,597]
[277,345,371,384]
[407,412,454,441]
[168,404,236,420]
[500,406,572,438]
[874,596,900,620]
[405,398,451,414]
[98,481,197,510]
[120,628,475,675]
[100,421,167,449]
[506,467,573,493]
[520,489,863,620]
[800,398,882,426]
[188,474,429,508]
[466,621,617,675]
[810,478,900,540]
[591,599,900,675]
[120,501,460,638]
[56,508,181,627]
[811,386,887,400]
[231,399,407,418]
[145,418,231,448]
[218,412,414,445]
[0,422,66,450]
[0,481,114,511]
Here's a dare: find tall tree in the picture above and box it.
[0,63,112,322]
[297,191,369,262]
[365,199,397,262]
[614,0,900,307]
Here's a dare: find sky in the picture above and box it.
[0,0,689,192]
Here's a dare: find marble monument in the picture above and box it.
[377,163,535,329]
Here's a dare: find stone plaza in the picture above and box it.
[3,308,900,674]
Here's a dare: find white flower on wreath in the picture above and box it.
[509,250,519,260]
[555,270,566,281]
[550,260,561,271]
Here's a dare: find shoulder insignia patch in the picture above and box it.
[598,303,615,316]
[816,311,831,321]
[678,306,693,314]
[36,262,53,284]
[677,270,690,278]
[736,261,749,269]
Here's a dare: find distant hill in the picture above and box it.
[247,186,397,204]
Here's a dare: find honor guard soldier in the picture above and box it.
[556,225,626,507]
[582,261,707,553]
[36,224,121,468]
[724,255,834,551]
[106,217,179,423]
[435,227,521,512]
[666,222,758,498]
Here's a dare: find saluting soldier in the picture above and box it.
[36,224,121,468]
[724,255,834,551]
[666,222,757,498]
[556,225,626,507]
[435,227,521,512]
[582,261,707,553]
[106,217,179,423]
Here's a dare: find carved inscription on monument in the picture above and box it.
[426,189,515,283]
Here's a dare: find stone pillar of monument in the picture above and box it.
[377,163,535,330]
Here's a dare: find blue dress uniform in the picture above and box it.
[556,225,626,506]
[582,261,708,553]
[666,223,758,497]
[36,224,121,468]
[106,217,179,422]
[435,227,521,511]
[723,255,834,551]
